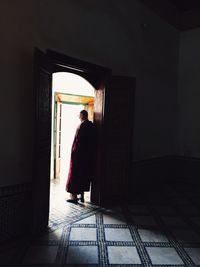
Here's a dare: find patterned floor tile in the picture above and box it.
[22,245,59,264]
[69,227,97,241]
[39,228,63,241]
[105,228,133,242]
[12,181,200,266]
[138,229,169,242]
[128,204,149,214]
[146,247,184,265]
[103,213,126,224]
[74,214,96,224]
[184,247,200,265]
[66,245,99,264]
[172,229,200,243]
[132,215,157,226]
[107,246,141,264]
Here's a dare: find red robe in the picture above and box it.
[66,120,95,194]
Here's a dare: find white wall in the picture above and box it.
[0,0,179,186]
[178,28,200,157]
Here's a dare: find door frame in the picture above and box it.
[35,48,111,207]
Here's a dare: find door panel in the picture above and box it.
[32,48,52,234]
[90,88,105,204]
[102,76,135,204]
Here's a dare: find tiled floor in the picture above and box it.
[49,178,94,231]
[2,182,200,266]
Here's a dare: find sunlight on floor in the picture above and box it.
[50,178,90,208]
[49,178,93,232]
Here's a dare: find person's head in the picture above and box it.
[79,110,88,122]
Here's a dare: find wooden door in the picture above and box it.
[90,87,105,203]
[101,76,135,204]
[46,50,111,205]
[32,48,52,234]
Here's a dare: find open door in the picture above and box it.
[90,86,105,203]
[46,50,111,205]
[32,48,52,234]
[33,49,111,234]
[101,76,135,204]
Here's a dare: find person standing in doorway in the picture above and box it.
[66,110,96,203]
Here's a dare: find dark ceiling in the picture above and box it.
[140,0,200,30]
[168,0,200,12]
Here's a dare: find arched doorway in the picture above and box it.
[32,48,111,234]
[50,72,95,205]
[33,49,135,235]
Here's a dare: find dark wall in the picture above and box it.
[178,28,200,159]
[0,0,179,187]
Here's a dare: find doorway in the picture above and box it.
[50,72,95,210]
[32,48,111,233]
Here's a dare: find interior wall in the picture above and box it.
[0,0,36,186]
[133,4,179,161]
[178,27,200,158]
[0,0,179,187]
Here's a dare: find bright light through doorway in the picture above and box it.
[60,104,84,186]
[50,72,95,206]
[52,72,95,96]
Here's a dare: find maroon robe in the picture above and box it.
[66,120,95,194]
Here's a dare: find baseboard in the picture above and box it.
[0,182,32,197]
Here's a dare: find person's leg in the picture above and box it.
[67,193,78,204]
[80,192,84,203]
[70,193,78,200]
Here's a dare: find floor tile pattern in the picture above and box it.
[49,179,98,232]
[2,182,200,266]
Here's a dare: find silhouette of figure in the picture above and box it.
[66,110,96,203]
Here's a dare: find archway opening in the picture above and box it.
[50,72,95,212]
